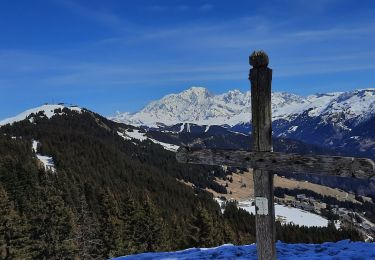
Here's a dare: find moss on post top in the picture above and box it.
[249,50,269,68]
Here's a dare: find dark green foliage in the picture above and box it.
[27,180,76,259]
[131,196,168,253]
[0,186,29,259]
[190,204,216,247]
[276,222,362,243]
[72,194,102,260]
[98,189,123,257]
[222,201,256,244]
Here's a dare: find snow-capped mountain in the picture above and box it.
[111,86,316,126]
[112,87,253,126]
[111,87,375,158]
[0,104,82,126]
[111,86,374,127]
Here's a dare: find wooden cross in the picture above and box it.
[176,51,375,260]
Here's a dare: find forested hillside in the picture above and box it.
[0,108,362,259]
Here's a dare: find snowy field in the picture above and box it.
[113,240,375,260]
[238,200,328,227]
[118,129,180,152]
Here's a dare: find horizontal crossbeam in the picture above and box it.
[176,147,375,179]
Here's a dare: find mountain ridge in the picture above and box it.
[110,86,374,127]
[110,87,375,159]
[0,104,83,126]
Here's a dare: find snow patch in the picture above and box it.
[32,140,38,153]
[287,126,298,133]
[118,130,179,152]
[334,220,341,230]
[0,104,82,126]
[124,129,148,141]
[32,140,56,173]
[238,200,328,227]
[37,155,56,173]
[117,131,131,140]
[149,139,180,152]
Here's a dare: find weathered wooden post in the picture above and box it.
[249,51,276,259]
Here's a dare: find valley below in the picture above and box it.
[179,169,375,240]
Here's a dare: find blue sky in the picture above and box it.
[1,0,375,119]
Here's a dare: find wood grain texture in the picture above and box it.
[249,50,276,260]
[176,148,375,179]
[250,60,272,152]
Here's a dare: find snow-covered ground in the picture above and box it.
[32,140,56,173]
[124,129,148,141]
[113,240,375,260]
[117,131,131,140]
[36,155,56,173]
[0,104,82,126]
[238,200,328,228]
[118,129,179,152]
[149,138,180,152]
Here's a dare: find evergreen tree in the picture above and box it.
[193,204,215,247]
[0,186,29,259]
[118,192,138,255]
[222,220,236,244]
[73,194,103,259]
[186,213,200,247]
[98,189,123,258]
[27,180,76,259]
[132,195,167,252]
[169,214,187,250]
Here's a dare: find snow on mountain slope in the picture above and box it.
[306,92,343,117]
[117,129,179,152]
[111,87,374,127]
[113,240,375,260]
[320,89,375,123]
[111,87,311,126]
[32,140,56,173]
[111,87,267,126]
[215,199,328,228]
[114,87,248,126]
[0,104,82,126]
[238,200,328,228]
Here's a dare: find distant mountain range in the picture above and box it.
[111,87,375,159]
[111,86,375,127]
